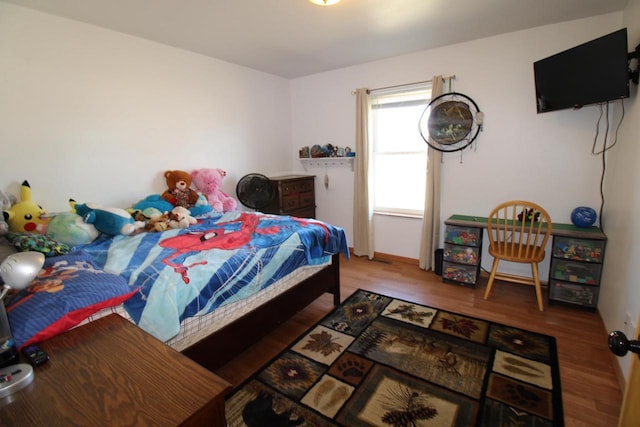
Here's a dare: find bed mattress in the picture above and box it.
[78,259,329,351]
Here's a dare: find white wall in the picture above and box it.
[291,8,640,381]
[0,3,292,212]
[291,13,625,265]
[599,0,640,380]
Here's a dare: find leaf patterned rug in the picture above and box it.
[225,289,563,426]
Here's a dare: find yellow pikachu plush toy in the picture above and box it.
[3,180,50,234]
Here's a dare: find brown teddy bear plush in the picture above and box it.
[161,170,199,208]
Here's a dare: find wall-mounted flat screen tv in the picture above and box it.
[534,28,630,113]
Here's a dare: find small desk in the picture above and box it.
[0,314,231,426]
[445,214,606,239]
[444,214,606,310]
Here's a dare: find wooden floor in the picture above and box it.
[215,254,623,426]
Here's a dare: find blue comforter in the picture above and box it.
[80,211,349,341]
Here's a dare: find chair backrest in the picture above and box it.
[487,200,552,262]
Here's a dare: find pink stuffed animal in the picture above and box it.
[191,168,238,213]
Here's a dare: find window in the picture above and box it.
[370,83,431,216]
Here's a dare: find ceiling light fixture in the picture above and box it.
[309,0,340,5]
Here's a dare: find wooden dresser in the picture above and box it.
[263,174,316,218]
[0,314,231,427]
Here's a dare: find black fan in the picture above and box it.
[235,173,274,210]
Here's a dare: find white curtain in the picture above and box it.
[418,75,444,270]
[352,88,374,259]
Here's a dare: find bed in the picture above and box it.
[5,210,348,371]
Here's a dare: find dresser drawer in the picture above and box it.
[443,243,479,266]
[299,180,314,192]
[549,280,599,308]
[442,261,478,285]
[444,225,482,247]
[552,237,604,263]
[283,194,300,210]
[299,191,314,208]
[280,179,312,195]
[281,182,299,195]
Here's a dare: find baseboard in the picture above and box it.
[479,269,549,286]
[347,247,420,266]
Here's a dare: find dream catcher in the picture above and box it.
[418,92,484,153]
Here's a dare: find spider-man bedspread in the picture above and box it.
[81,211,349,342]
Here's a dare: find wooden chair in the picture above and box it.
[483,200,552,311]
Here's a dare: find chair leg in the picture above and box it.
[531,263,544,311]
[484,258,500,300]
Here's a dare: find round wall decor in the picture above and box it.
[419,92,483,152]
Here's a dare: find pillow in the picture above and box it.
[46,212,99,247]
[5,232,70,256]
[6,251,137,349]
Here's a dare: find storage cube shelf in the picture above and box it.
[549,233,606,311]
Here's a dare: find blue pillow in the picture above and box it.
[6,251,137,349]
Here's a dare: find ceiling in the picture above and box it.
[2,0,630,78]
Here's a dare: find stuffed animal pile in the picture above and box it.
[141,206,197,232]
[2,167,236,244]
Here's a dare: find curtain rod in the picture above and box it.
[351,74,456,95]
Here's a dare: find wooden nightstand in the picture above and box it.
[263,174,316,218]
[0,314,231,426]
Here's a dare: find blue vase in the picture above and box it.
[571,206,597,228]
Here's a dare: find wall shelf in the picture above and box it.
[300,157,354,171]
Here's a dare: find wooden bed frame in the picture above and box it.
[182,253,341,371]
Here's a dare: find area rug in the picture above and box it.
[225,289,563,426]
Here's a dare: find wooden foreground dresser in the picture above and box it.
[0,314,231,427]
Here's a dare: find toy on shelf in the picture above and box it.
[571,206,597,228]
[517,208,540,222]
